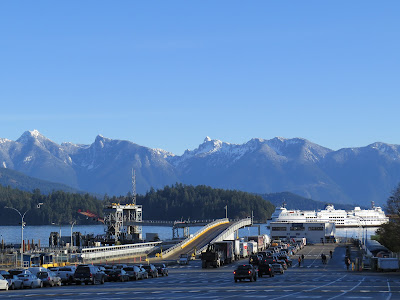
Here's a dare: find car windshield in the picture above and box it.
[238,265,251,270]
[0,275,4,280]
[124,267,133,271]
[59,267,72,271]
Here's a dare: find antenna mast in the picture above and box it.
[132,169,136,205]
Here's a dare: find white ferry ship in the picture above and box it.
[269,202,389,227]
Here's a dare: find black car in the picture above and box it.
[108,269,130,282]
[154,264,168,276]
[258,262,274,278]
[234,264,257,282]
[248,254,260,265]
[122,266,142,281]
[142,264,158,278]
[74,265,105,285]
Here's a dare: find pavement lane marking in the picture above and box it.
[386,279,392,300]
[327,276,365,300]
[268,274,348,300]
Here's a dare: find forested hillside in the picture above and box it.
[0,185,102,225]
[134,184,275,222]
[0,183,275,225]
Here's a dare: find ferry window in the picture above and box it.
[290,226,305,231]
[272,227,287,231]
[308,227,323,231]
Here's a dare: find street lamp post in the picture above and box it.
[5,203,43,267]
[224,205,228,219]
[70,220,76,248]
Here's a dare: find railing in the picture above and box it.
[198,217,253,253]
[162,218,229,258]
[81,242,161,261]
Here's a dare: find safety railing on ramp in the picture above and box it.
[81,242,162,262]
[198,217,252,253]
[162,218,229,258]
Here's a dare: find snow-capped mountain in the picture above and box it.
[1,130,400,206]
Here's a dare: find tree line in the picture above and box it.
[0,183,276,225]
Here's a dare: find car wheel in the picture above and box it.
[76,281,81,285]
[250,276,254,282]
[101,277,105,284]
[166,272,168,276]
[258,272,262,278]
[40,282,43,288]
[50,281,54,287]
[254,275,257,282]
[234,279,238,282]
[10,283,15,290]
[30,283,34,289]
[5,283,8,291]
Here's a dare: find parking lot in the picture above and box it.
[2,244,400,299]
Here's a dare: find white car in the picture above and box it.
[17,274,43,288]
[0,274,9,290]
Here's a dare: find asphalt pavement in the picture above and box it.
[2,244,400,299]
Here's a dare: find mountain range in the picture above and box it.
[1,130,399,206]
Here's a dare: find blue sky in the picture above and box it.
[1,1,399,155]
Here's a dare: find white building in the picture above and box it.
[270,222,336,244]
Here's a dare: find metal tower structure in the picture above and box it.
[104,169,142,244]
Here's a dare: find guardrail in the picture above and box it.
[81,242,161,261]
[198,217,252,253]
[162,218,229,258]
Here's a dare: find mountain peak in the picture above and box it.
[17,129,46,144]
[204,136,212,143]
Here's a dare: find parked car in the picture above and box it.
[179,253,189,265]
[142,264,158,278]
[108,269,130,282]
[278,254,292,267]
[74,264,105,285]
[139,266,148,279]
[17,273,43,288]
[27,267,49,276]
[2,273,23,290]
[8,268,30,276]
[249,254,260,265]
[154,264,168,276]
[234,264,257,282]
[122,266,142,281]
[37,271,62,287]
[0,274,9,291]
[271,263,284,274]
[57,266,76,285]
[258,262,274,278]
[276,259,288,270]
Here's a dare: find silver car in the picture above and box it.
[3,273,23,290]
[37,271,62,287]
[17,274,43,288]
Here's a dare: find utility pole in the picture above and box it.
[224,205,228,219]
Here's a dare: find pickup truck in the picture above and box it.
[57,266,76,285]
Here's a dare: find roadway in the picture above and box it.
[3,243,400,299]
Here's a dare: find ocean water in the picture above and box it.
[0,224,379,247]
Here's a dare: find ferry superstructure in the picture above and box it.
[270,202,389,227]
